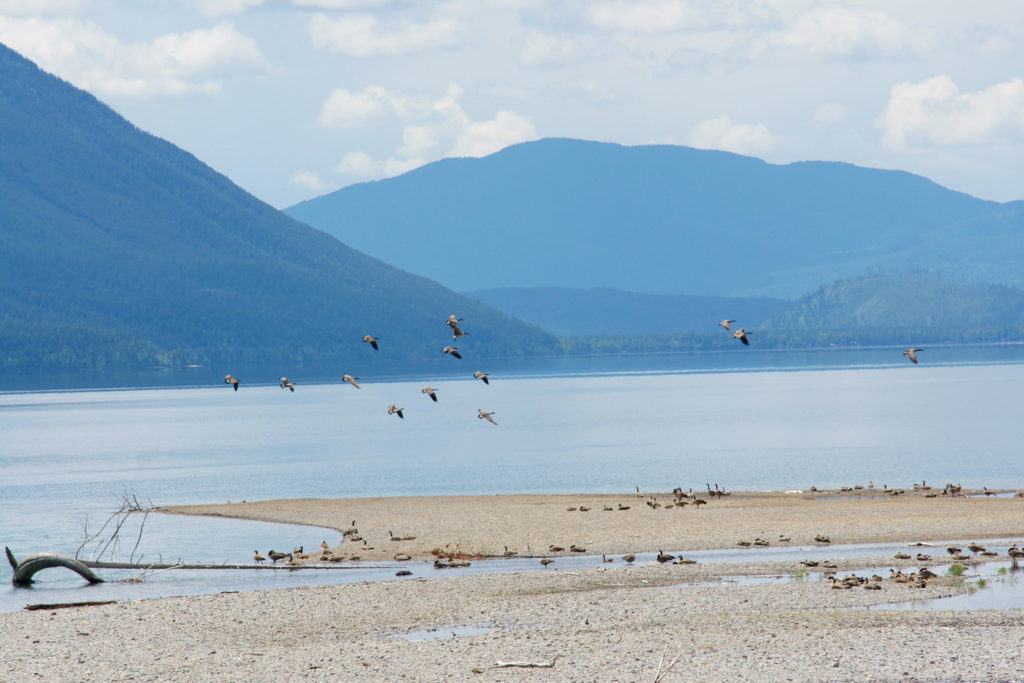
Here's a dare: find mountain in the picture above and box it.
[760,273,1024,334]
[0,43,558,372]
[286,138,1022,300]
[463,287,788,336]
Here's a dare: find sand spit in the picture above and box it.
[4,489,1024,681]
[162,488,1024,563]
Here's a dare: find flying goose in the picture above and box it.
[733,329,752,345]
[279,377,295,392]
[387,404,405,419]
[224,374,240,391]
[342,374,360,389]
[719,319,735,331]
[362,335,380,350]
[422,386,438,402]
[903,348,923,364]
[473,371,490,385]
[478,409,497,425]
[443,346,462,359]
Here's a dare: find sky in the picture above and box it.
[2,1,1024,209]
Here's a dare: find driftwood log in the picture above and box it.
[6,546,104,586]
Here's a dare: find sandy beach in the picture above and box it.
[4,488,1024,681]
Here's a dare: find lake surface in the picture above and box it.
[3,345,1024,610]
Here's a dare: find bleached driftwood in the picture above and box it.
[7,547,104,586]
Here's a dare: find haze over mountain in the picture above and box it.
[463,287,788,337]
[0,43,557,372]
[287,138,1024,300]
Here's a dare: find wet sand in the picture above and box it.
[3,488,1024,681]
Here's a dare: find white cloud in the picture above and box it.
[0,0,84,14]
[450,110,537,157]
[331,83,538,180]
[293,0,388,8]
[289,170,328,190]
[0,17,266,98]
[317,85,431,127]
[877,75,1024,151]
[308,13,462,57]
[195,0,264,18]
[689,113,776,156]
[520,29,584,67]
[762,7,926,59]
[586,1,693,33]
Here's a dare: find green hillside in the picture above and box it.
[0,43,558,372]
[761,274,1024,335]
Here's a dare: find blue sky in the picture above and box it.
[2,1,1023,208]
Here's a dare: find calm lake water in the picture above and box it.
[3,345,1024,610]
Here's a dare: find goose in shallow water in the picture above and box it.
[478,409,497,425]
[387,404,405,419]
[540,558,554,566]
[903,348,923,364]
[252,550,266,564]
[473,371,490,385]
[422,386,438,402]
[362,335,380,350]
[267,550,291,564]
[342,374,360,389]
[224,375,240,391]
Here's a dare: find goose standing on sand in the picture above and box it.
[478,409,498,425]
[387,404,405,419]
[473,371,490,385]
[733,329,752,346]
[279,377,295,392]
[443,346,462,359]
[343,374,361,389]
[904,348,923,364]
[224,374,240,391]
[362,335,380,350]
[719,320,735,332]
[422,386,439,402]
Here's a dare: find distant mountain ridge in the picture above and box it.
[287,138,1022,299]
[463,287,789,336]
[0,43,557,372]
[760,273,1024,333]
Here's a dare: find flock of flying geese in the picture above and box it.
[223,314,498,425]
[223,316,926,406]
[719,318,924,363]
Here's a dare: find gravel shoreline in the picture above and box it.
[4,489,1024,681]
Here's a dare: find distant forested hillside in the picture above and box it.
[287,138,1023,299]
[463,287,789,336]
[552,274,1024,355]
[0,43,557,373]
